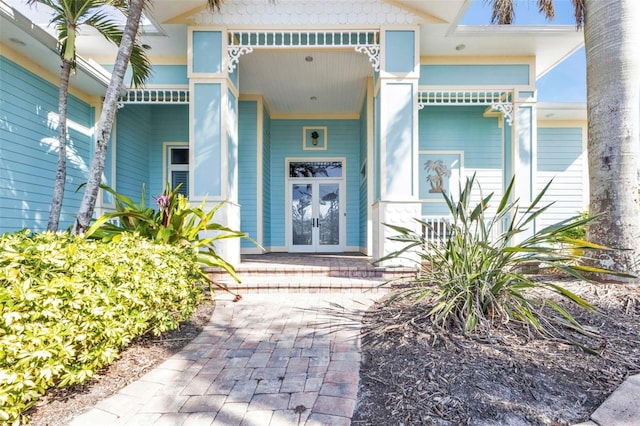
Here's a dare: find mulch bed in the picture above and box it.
[352,277,640,425]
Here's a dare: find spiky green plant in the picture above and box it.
[84,183,259,297]
[380,174,630,340]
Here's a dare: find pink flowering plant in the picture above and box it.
[85,183,257,291]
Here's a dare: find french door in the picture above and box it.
[289,180,342,252]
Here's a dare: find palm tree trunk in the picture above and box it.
[47,58,72,231]
[73,0,146,234]
[585,0,640,278]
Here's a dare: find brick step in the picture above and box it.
[203,253,417,294]
[205,268,416,294]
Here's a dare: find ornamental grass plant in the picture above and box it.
[380,174,627,340]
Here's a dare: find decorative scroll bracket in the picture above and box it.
[228,45,254,73]
[491,102,514,126]
[354,45,380,72]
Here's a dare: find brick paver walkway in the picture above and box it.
[68,292,382,425]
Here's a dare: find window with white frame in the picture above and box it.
[166,145,189,197]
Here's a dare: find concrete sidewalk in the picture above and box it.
[68,292,383,426]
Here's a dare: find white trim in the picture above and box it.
[366,77,374,256]
[95,101,115,213]
[162,142,189,193]
[221,83,230,200]
[417,89,514,125]
[256,96,264,248]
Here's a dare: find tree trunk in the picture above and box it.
[585,0,640,279]
[72,0,145,234]
[47,58,72,231]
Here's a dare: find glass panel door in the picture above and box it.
[289,181,342,252]
[291,183,314,249]
[318,183,340,247]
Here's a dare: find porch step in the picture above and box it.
[205,253,417,294]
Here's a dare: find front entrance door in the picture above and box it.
[290,181,342,252]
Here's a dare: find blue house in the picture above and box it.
[0,0,587,265]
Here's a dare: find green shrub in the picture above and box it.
[85,183,257,294]
[381,174,627,340]
[553,210,588,240]
[0,231,204,424]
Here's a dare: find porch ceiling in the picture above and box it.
[239,50,373,118]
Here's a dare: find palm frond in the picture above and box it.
[83,11,152,87]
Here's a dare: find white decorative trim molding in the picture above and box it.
[117,89,189,107]
[418,90,514,125]
[227,30,380,72]
[354,45,381,72]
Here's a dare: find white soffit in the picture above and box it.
[0,1,109,95]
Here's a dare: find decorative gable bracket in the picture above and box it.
[227,30,380,73]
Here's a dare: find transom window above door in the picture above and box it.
[289,161,343,178]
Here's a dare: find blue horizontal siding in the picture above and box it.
[270,119,360,248]
[0,56,93,233]
[239,101,258,247]
[149,105,189,199]
[115,106,151,202]
[359,100,368,250]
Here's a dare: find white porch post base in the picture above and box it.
[199,200,241,267]
[372,201,421,267]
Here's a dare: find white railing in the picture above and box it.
[227,29,380,72]
[417,90,514,125]
[118,89,189,105]
[421,216,501,249]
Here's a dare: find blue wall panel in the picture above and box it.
[193,83,221,197]
[238,101,258,247]
[0,56,93,233]
[385,30,415,73]
[100,64,188,86]
[419,64,530,86]
[148,65,188,85]
[193,31,222,74]
[269,119,360,248]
